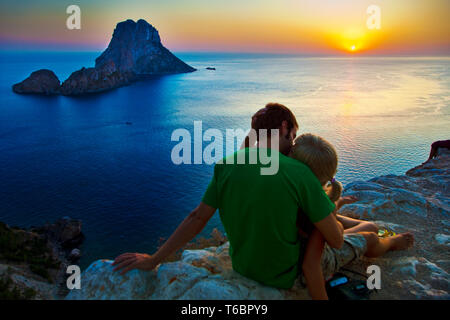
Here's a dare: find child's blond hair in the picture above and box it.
[291,133,342,202]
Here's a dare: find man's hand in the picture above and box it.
[112,202,216,276]
[112,253,158,275]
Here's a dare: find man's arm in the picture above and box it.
[313,213,344,249]
[302,228,328,300]
[113,202,216,274]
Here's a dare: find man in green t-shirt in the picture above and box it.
[112,102,347,287]
[199,146,337,288]
[114,103,412,291]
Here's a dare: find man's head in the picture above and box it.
[251,103,298,155]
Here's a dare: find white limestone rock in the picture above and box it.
[66,242,293,300]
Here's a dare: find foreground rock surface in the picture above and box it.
[66,150,449,300]
[13,19,195,96]
[339,149,450,299]
[66,243,304,300]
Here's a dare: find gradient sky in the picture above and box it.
[0,0,449,54]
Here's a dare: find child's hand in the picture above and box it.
[336,196,358,211]
[339,195,358,205]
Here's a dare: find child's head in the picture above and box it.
[291,133,342,202]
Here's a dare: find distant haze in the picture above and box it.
[0,0,449,55]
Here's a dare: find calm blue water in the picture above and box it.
[0,51,449,268]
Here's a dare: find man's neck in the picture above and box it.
[257,137,282,153]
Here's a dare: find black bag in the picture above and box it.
[325,272,373,300]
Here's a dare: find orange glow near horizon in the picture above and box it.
[0,0,449,55]
[319,26,390,55]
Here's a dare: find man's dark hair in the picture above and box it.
[251,103,298,140]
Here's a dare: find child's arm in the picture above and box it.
[302,228,328,300]
[335,195,358,212]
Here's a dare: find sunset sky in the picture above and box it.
[0,0,449,55]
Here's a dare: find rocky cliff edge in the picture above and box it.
[66,149,450,300]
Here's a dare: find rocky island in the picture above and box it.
[12,19,196,96]
[65,150,449,300]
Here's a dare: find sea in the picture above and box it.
[0,51,449,268]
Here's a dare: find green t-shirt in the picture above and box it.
[202,147,335,289]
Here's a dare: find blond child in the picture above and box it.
[291,133,372,299]
[239,131,412,299]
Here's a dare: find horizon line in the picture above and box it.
[0,48,449,58]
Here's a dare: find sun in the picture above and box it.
[326,28,371,54]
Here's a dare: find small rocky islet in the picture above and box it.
[12,19,196,96]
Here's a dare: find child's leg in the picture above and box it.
[337,215,378,234]
[318,232,414,282]
[359,231,414,258]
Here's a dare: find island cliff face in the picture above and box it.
[13,19,196,96]
[66,150,450,300]
[95,19,194,75]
